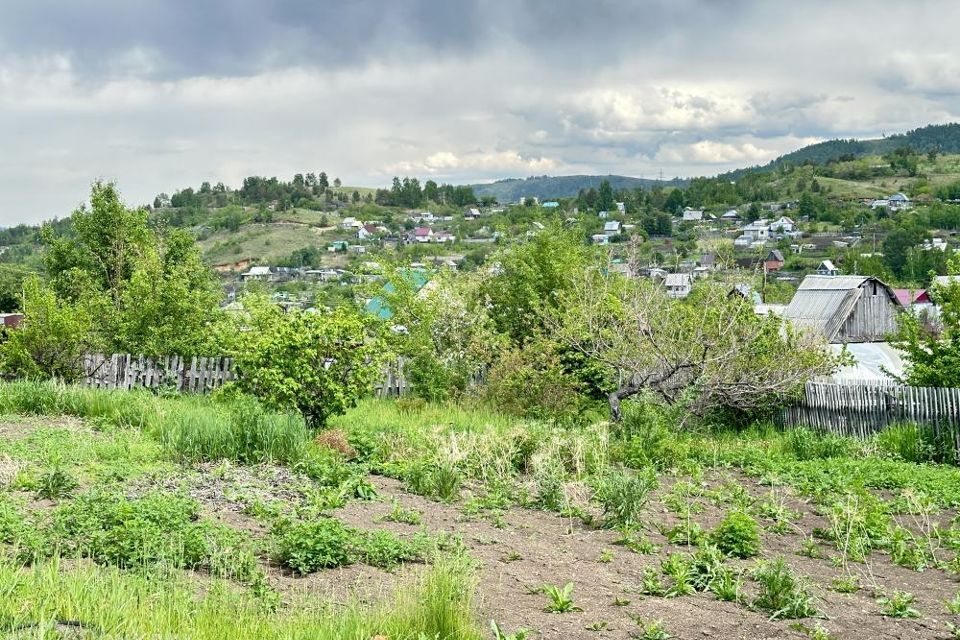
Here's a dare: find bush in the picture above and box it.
[274,518,353,574]
[274,518,425,574]
[711,510,761,558]
[482,344,590,424]
[231,299,386,427]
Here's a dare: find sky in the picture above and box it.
[2,0,960,224]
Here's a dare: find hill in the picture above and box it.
[468,174,686,202]
[723,123,960,180]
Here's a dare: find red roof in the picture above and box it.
[893,288,930,307]
[413,227,432,237]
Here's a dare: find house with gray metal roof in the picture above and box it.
[784,275,900,343]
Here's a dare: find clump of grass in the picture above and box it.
[830,575,859,593]
[711,509,761,558]
[34,467,79,500]
[404,461,462,502]
[751,557,818,620]
[595,468,657,529]
[0,554,485,639]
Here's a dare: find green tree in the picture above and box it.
[891,257,960,387]
[598,180,615,212]
[555,275,838,422]
[0,276,103,380]
[480,226,594,344]
[230,298,386,427]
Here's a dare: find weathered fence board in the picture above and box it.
[82,353,419,397]
[779,379,960,437]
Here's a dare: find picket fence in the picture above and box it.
[779,380,960,442]
[81,353,411,397]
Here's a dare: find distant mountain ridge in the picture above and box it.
[468,174,687,202]
[721,123,960,180]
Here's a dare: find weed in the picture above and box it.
[797,537,822,559]
[946,592,960,615]
[501,551,522,563]
[597,549,614,563]
[613,528,659,554]
[379,500,423,526]
[752,557,818,620]
[661,553,695,598]
[948,621,960,640]
[640,566,666,596]
[612,596,631,606]
[405,461,462,502]
[542,582,582,613]
[33,467,78,500]
[710,565,743,603]
[274,518,353,574]
[490,620,531,640]
[633,619,672,640]
[711,510,761,558]
[585,621,608,631]
[876,590,920,619]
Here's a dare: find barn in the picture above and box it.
[783,275,901,343]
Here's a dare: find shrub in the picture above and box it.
[231,299,386,427]
[752,557,817,619]
[711,510,761,558]
[274,518,353,574]
[596,468,657,528]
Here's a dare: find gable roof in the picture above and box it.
[767,249,785,262]
[893,288,931,306]
[817,259,837,272]
[603,220,621,231]
[784,275,898,341]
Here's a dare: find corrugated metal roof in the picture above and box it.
[785,275,897,341]
[797,275,867,290]
[664,273,690,286]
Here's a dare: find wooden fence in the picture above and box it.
[82,354,235,393]
[779,380,960,441]
[82,353,413,397]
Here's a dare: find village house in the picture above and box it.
[663,273,693,299]
[764,249,785,272]
[543,201,560,209]
[339,217,363,230]
[816,260,839,276]
[923,238,949,251]
[603,220,622,235]
[721,209,740,222]
[240,265,274,282]
[433,231,456,244]
[682,207,704,222]
[870,192,912,211]
[770,216,795,233]
[464,208,481,220]
[783,275,901,343]
[698,253,717,271]
[591,233,609,245]
[357,224,381,241]
[409,227,433,243]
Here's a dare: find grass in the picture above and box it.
[0,555,483,639]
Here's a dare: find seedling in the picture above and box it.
[585,621,608,631]
[797,537,822,559]
[946,591,960,615]
[634,619,672,640]
[598,549,614,563]
[611,596,631,606]
[830,575,860,593]
[543,582,582,613]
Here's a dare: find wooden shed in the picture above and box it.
[784,275,901,343]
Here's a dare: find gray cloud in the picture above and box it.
[2,0,960,222]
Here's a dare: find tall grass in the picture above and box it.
[0,555,483,640]
[0,381,312,466]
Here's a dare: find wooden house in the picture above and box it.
[784,275,901,343]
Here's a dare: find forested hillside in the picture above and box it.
[469,174,686,201]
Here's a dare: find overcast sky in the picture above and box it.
[2,0,960,223]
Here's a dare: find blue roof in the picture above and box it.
[364,269,430,320]
[542,201,560,208]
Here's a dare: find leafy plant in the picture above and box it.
[274,518,353,574]
[542,582,582,613]
[711,510,761,558]
[634,619,672,640]
[661,553,695,598]
[830,575,859,593]
[379,500,423,526]
[876,590,920,619]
